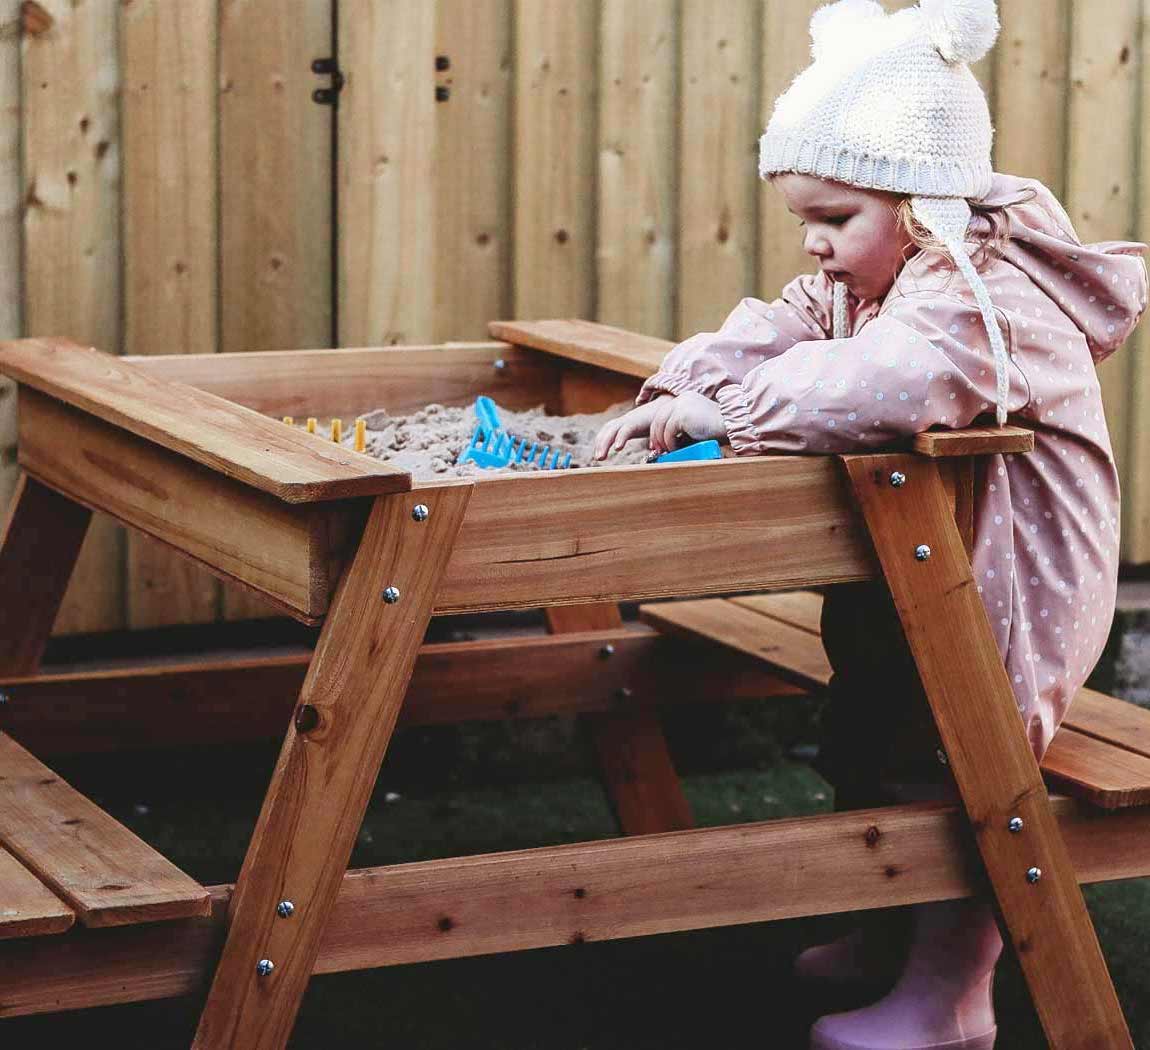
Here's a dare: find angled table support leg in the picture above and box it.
[843,453,1132,1050]
[192,487,471,1050]
[0,472,92,675]
[546,604,693,834]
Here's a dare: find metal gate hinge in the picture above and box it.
[311,57,344,106]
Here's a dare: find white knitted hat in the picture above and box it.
[761,0,1011,424]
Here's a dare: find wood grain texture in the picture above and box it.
[17,390,364,623]
[0,629,799,756]
[0,733,209,927]
[639,597,832,691]
[0,339,411,502]
[597,0,676,339]
[121,0,220,629]
[193,487,472,1050]
[0,0,20,511]
[128,343,561,419]
[1064,687,1150,759]
[0,843,74,940]
[513,0,597,320]
[994,0,1070,197]
[489,318,672,378]
[338,0,436,346]
[548,602,695,836]
[757,0,823,299]
[3,795,1149,1018]
[844,452,1132,1050]
[728,590,823,635]
[436,456,878,614]
[21,0,124,635]
[0,472,91,674]
[677,0,758,340]
[433,0,513,341]
[1065,0,1140,510]
[1042,729,1150,810]
[911,423,1035,458]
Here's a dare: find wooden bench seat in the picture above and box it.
[640,592,1150,811]
[0,733,211,930]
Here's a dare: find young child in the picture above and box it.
[595,2,1147,1048]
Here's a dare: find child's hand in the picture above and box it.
[646,391,727,454]
[593,396,672,460]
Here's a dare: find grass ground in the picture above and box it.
[5,694,1148,1048]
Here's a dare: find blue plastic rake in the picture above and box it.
[458,396,574,470]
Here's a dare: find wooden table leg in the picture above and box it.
[192,488,471,1050]
[844,453,1132,1050]
[546,603,693,834]
[0,473,92,675]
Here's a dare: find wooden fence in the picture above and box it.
[1,0,1148,637]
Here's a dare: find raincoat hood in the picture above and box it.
[975,173,1148,364]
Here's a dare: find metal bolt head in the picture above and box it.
[889,471,907,488]
[256,959,275,976]
[1008,817,1024,833]
[599,644,615,659]
[0,690,9,705]
[1026,866,1042,884]
[914,544,932,562]
[276,900,295,919]
[615,686,634,702]
[411,504,429,522]
[936,748,948,766]
[383,586,401,604]
[492,358,507,372]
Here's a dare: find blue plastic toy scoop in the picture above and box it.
[653,439,722,463]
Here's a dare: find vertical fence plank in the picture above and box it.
[21,0,124,635]
[758,0,822,300]
[513,0,598,320]
[597,0,676,339]
[338,1,436,346]
[1,2,21,509]
[121,0,220,629]
[1065,0,1140,547]
[994,0,1070,196]
[1130,0,1150,562]
[677,0,757,339]
[433,0,512,342]
[219,0,332,620]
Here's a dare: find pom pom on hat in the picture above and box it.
[809,0,886,61]
[919,0,1000,65]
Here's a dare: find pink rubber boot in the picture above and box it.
[809,897,1001,1050]
[793,914,909,985]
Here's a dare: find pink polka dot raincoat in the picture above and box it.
[638,174,1148,759]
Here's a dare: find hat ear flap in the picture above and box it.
[919,0,1000,64]
[809,0,887,60]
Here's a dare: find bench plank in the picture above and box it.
[1041,728,1150,810]
[638,598,832,690]
[0,844,74,939]
[912,424,1035,457]
[488,318,672,379]
[728,591,824,636]
[0,734,210,927]
[1063,687,1150,760]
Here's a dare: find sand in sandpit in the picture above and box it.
[340,401,652,479]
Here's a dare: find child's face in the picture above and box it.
[774,174,914,302]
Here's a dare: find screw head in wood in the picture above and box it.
[276,900,295,919]
[383,586,401,604]
[889,471,907,488]
[914,544,932,561]
[493,358,507,372]
[936,748,948,766]
[256,959,275,976]
[1026,866,1042,884]
[1008,817,1024,833]
[412,504,429,522]
[599,644,615,659]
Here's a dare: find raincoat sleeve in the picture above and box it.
[636,272,836,404]
[714,295,1032,455]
